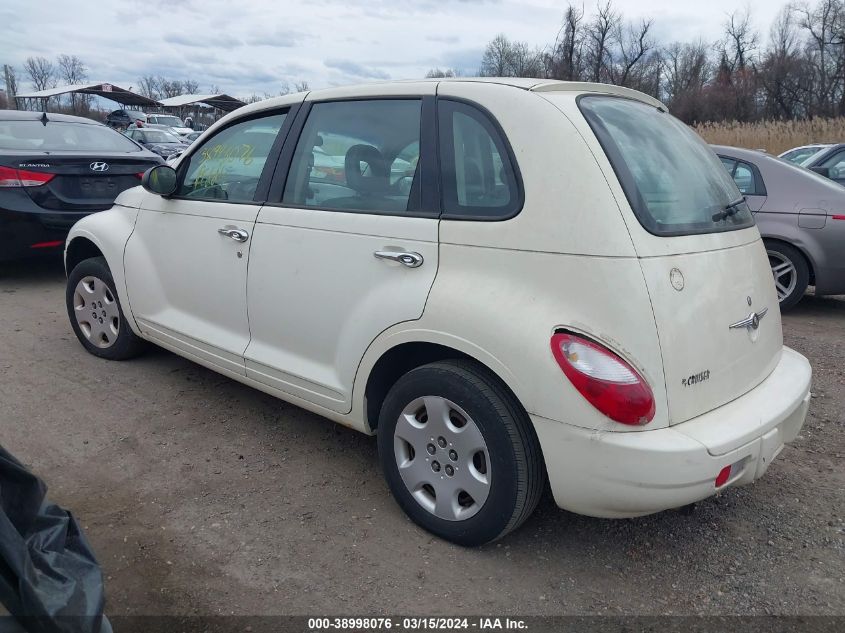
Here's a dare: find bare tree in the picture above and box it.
[720,9,760,71]
[294,80,310,91]
[24,56,55,91]
[157,77,184,98]
[480,34,515,76]
[792,0,844,117]
[182,79,199,94]
[480,33,542,77]
[613,19,655,87]
[138,75,160,100]
[585,1,619,82]
[758,7,808,118]
[663,41,712,121]
[57,54,88,112]
[425,68,458,78]
[546,4,586,80]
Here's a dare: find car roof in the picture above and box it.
[0,109,102,124]
[783,143,833,152]
[233,78,665,117]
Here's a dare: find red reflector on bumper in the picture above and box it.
[715,465,732,488]
[30,240,64,249]
[831,214,845,220]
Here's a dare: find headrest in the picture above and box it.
[345,144,389,194]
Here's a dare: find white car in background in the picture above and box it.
[146,114,193,136]
[779,143,834,166]
[63,79,811,546]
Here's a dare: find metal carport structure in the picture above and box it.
[14,82,159,111]
[157,93,246,113]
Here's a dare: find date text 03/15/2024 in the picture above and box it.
[307,617,528,630]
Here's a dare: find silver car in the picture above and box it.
[714,145,845,309]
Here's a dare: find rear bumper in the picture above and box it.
[814,263,845,296]
[533,346,812,518]
[0,191,90,261]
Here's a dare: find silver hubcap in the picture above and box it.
[393,396,491,521]
[767,250,797,303]
[73,276,120,348]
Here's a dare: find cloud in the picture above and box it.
[324,59,390,80]
[163,33,242,49]
[246,29,312,48]
[426,34,460,44]
[438,47,485,74]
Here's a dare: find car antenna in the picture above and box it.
[40,112,49,126]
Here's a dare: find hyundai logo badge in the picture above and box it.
[90,162,109,172]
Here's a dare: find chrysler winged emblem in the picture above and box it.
[729,307,769,331]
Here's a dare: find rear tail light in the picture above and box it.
[551,332,655,425]
[0,166,55,187]
[715,465,732,487]
[831,214,845,221]
[30,240,64,249]
[135,172,145,179]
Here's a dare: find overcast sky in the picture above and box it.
[1,0,789,98]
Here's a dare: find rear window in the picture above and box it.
[149,115,184,127]
[0,120,141,152]
[579,96,754,236]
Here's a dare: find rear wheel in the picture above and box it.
[377,360,544,546]
[66,256,147,360]
[765,242,809,311]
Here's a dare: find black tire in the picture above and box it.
[377,360,545,546]
[66,256,148,360]
[765,241,809,311]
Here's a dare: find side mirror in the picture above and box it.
[141,165,178,196]
[810,166,831,178]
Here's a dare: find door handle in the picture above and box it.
[218,226,249,242]
[374,250,424,268]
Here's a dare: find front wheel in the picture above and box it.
[765,242,809,311]
[66,256,147,360]
[377,360,545,546]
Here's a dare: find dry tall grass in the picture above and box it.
[694,118,845,155]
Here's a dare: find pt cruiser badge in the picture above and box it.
[729,307,769,331]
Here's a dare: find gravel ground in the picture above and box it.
[0,257,843,617]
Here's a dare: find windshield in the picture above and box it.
[143,130,181,143]
[0,120,141,152]
[579,96,754,236]
[782,147,824,164]
[151,115,184,127]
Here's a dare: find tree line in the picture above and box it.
[431,0,845,125]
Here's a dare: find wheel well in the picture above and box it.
[65,238,104,276]
[364,342,523,433]
[763,237,815,286]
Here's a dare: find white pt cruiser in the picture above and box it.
[65,79,812,546]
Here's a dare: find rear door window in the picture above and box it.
[579,96,754,236]
[282,99,423,214]
[732,163,756,195]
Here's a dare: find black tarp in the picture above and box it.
[0,446,110,633]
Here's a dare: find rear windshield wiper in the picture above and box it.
[712,197,746,222]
